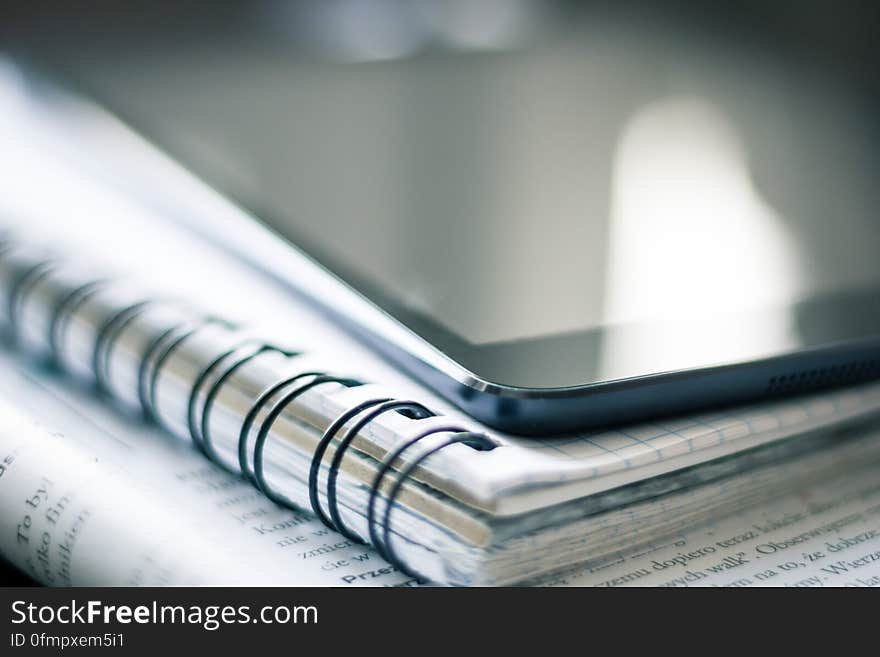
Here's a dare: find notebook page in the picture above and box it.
[546,457,880,587]
[0,348,407,586]
[3,61,880,516]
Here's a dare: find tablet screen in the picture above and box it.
[42,16,880,350]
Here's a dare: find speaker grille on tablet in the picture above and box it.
[766,360,880,395]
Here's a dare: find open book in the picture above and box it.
[2,61,880,586]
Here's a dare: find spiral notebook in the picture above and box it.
[3,60,880,585]
[4,220,880,586]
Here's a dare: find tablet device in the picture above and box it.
[23,12,880,434]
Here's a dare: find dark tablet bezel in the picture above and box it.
[276,236,880,435]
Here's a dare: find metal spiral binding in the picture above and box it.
[92,299,153,391]
[366,430,495,575]
[313,400,435,540]
[307,397,394,533]
[48,279,106,357]
[4,254,55,335]
[198,343,296,470]
[0,236,498,581]
[237,370,326,481]
[184,335,263,452]
[251,374,362,506]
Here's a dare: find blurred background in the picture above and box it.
[1,1,879,350]
[1,1,878,91]
[4,0,878,346]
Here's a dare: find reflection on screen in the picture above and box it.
[598,97,802,375]
[45,17,880,346]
